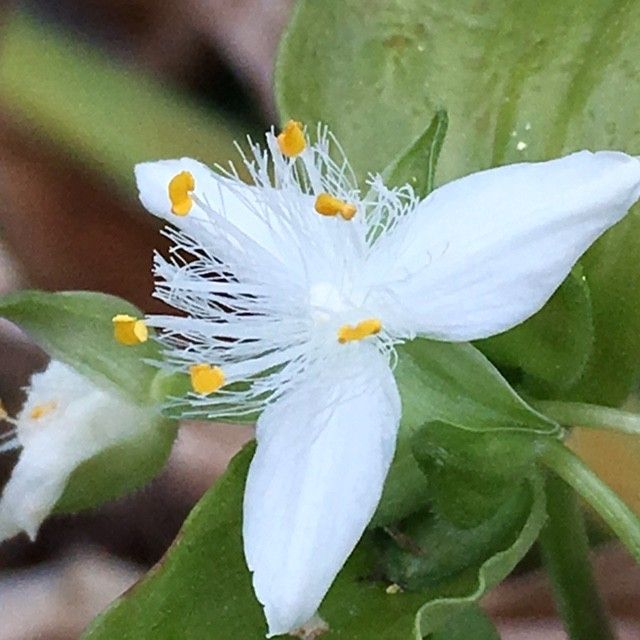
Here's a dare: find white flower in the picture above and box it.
[135,122,640,636]
[0,360,154,542]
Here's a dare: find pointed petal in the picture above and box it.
[369,151,640,340]
[134,158,282,257]
[0,437,74,540]
[243,348,400,636]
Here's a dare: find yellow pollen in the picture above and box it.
[338,318,382,344]
[112,314,149,346]
[314,193,357,220]
[30,401,57,420]
[168,171,195,216]
[0,400,8,421]
[190,364,225,395]
[277,120,306,157]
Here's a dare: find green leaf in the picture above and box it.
[397,339,558,435]
[373,339,558,526]
[381,478,532,590]
[0,290,160,404]
[0,11,246,191]
[277,0,640,184]
[382,110,449,198]
[477,269,594,394]
[410,422,539,527]
[570,209,640,405]
[54,416,177,514]
[413,473,546,638]
[430,606,500,640]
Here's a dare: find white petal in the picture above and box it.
[368,151,640,340]
[0,435,75,540]
[243,348,400,636]
[134,158,283,258]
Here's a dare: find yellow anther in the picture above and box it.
[277,120,306,157]
[337,318,382,344]
[168,171,195,216]
[30,401,57,420]
[314,193,357,220]
[112,314,149,346]
[0,400,8,421]
[189,364,225,395]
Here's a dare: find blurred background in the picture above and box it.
[0,2,637,638]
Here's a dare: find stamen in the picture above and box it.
[112,314,149,346]
[189,364,225,395]
[30,401,57,420]
[338,318,382,344]
[0,400,8,421]
[315,193,357,220]
[277,120,306,157]
[168,171,195,216]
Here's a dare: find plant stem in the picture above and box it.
[538,472,615,640]
[541,439,640,563]
[532,400,640,435]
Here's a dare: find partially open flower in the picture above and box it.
[135,123,640,636]
[0,360,155,543]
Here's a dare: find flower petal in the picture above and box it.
[243,347,400,636]
[0,435,75,540]
[134,158,283,258]
[368,151,640,340]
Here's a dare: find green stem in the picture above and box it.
[538,473,615,640]
[532,400,640,435]
[541,439,640,563]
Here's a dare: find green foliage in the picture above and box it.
[430,606,500,640]
[0,290,160,404]
[478,269,594,395]
[413,474,546,638]
[397,340,558,434]
[381,480,532,590]
[571,209,640,405]
[411,422,539,527]
[277,0,640,184]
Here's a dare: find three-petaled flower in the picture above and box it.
[135,122,640,636]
